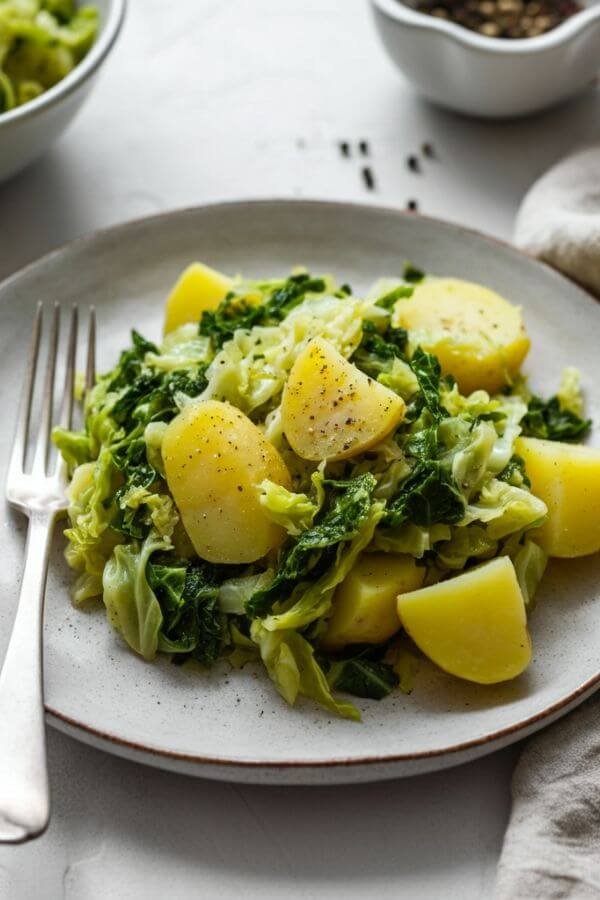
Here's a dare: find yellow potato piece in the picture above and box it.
[281,337,406,461]
[163,262,232,334]
[393,278,530,395]
[163,400,291,564]
[321,552,425,651]
[397,557,531,684]
[515,436,600,558]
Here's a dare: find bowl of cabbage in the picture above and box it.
[0,0,126,183]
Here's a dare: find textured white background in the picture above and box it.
[0,1,598,897]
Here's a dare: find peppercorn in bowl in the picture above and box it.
[370,0,600,117]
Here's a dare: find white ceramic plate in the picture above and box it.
[1,200,599,785]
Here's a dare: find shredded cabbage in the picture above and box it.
[53,266,583,720]
[201,294,367,415]
[258,480,319,536]
[463,479,547,539]
[102,532,168,661]
[218,571,274,615]
[250,621,360,721]
[513,540,548,611]
[63,453,120,604]
[0,1,98,114]
[557,367,584,417]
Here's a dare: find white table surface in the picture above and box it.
[0,1,598,897]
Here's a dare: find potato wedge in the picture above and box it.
[281,337,406,461]
[393,278,530,395]
[397,557,531,684]
[321,552,425,651]
[163,400,291,563]
[164,262,232,334]
[515,436,600,558]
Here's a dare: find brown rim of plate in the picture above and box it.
[46,672,600,769]
[2,197,598,772]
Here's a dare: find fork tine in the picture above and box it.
[32,304,60,476]
[85,307,96,393]
[8,304,43,479]
[54,305,78,478]
[58,305,78,431]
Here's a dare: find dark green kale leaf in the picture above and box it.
[111,364,208,433]
[498,454,531,488]
[111,435,156,485]
[374,284,414,311]
[403,263,425,283]
[409,347,446,421]
[282,473,377,560]
[55,329,210,540]
[351,321,408,379]
[385,462,464,528]
[199,273,326,350]
[246,473,377,619]
[404,425,439,462]
[147,562,187,611]
[108,330,158,392]
[148,558,225,666]
[180,564,224,666]
[135,366,208,428]
[111,438,158,539]
[383,347,463,527]
[199,295,266,349]
[521,395,591,442]
[476,411,507,424]
[325,650,399,700]
[111,371,163,427]
[262,273,326,321]
[163,367,208,402]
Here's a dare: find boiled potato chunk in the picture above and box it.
[392,278,530,395]
[281,337,406,461]
[164,262,232,334]
[163,400,291,564]
[515,436,600,557]
[397,557,531,684]
[321,552,425,651]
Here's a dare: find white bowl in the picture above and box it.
[0,0,126,183]
[371,0,600,118]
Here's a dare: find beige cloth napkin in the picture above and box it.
[496,148,600,898]
[495,696,600,898]
[515,145,600,297]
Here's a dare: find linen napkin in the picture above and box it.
[496,147,600,898]
[515,145,600,296]
[495,696,600,898]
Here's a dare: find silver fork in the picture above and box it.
[0,303,95,843]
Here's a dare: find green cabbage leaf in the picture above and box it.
[462,479,547,539]
[250,621,360,721]
[102,533,167,661]
[0,1,98,114]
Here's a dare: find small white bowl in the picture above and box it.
[0,0,126,183]
[371,0,600,118]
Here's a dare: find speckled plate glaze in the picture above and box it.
[1,200,599,785]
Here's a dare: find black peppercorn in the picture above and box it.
[413,0,582,37]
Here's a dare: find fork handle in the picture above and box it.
[0,512,54,843]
